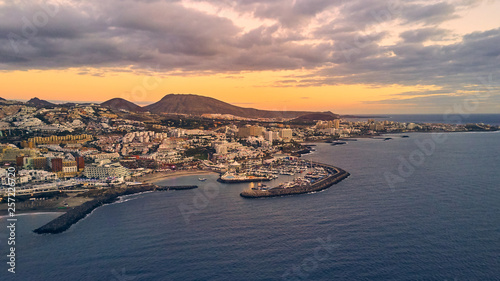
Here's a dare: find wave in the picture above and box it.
[111,190,155,205]
[0,212,63,219]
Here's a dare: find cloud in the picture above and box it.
[400,28,451,43]
[402,2,458,25]
[0,0,497,103]
[316,27,500,89]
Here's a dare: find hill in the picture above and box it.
[27,97,55,107]
[101,98,145,112]
[291,113,339,122]
[143,94,337,119]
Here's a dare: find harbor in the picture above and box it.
[216,157,328,184]
[240,161,350,198]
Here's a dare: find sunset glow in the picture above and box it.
[1,0,499,114]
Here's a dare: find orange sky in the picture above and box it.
[0,68,440,114]
[1,0,499,114]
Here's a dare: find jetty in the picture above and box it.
[240,162,349,198]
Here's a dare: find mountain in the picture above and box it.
[27,97,55,107]
[291,113,339,122]
[143,94,337,119]
[101,98,145,112]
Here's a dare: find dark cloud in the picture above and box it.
[0,0,498,106]
[315,28,500,89]
[400,28,451,43]
[402,2,458,25]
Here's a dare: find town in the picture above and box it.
[0,96,498,200]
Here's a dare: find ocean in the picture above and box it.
[2,132,500,280]
[346,114,500,126]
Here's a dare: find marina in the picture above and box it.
[240,161,350,198]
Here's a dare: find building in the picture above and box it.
[84,162,130,179]
[20,140,35,148]
[33,157,48,170]
[334,119,340,129]
[76,156,85,171]
[407,123,417,130]
[16,156,24,167]
[264,131,274,143]
[0,147,38,162]
[51,158,63,172]
[62,160,78,174]
[279,129,293,141]
[28,134,93,146]
[369,122,385,131]
[238,126,264,138]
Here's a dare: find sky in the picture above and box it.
[0,0,499,114]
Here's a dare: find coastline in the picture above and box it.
[33,183,198,234]
[0,170,217,215]
[136,170,218,184]
[26,163,349,233]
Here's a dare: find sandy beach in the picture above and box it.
[136,170,219,184]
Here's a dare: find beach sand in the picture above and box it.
[136,170,218,184]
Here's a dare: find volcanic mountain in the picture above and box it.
[101,98,145,112]
[291,113,339,122]
[27,97,55,107]
[142,94,337,119]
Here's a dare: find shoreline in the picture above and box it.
[25,163,349,233]
[33,183,198,234]
[137,170,218,184]
[0,170,216,215]
[302,129,499,144]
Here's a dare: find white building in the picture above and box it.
[264,131,274,143]
[84,162,130,179]
[279,129,293,141]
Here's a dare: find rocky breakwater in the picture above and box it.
[240,163,349,198]
[33,184,197,234]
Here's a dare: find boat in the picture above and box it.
[401,135,410,138]
[218,172,273,183]
[198,178,207,181]
[330,141,347,145]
